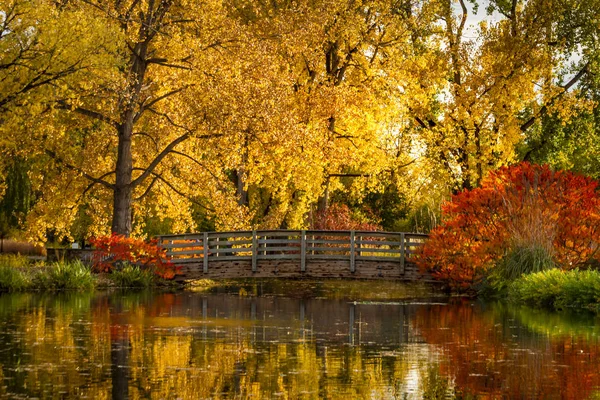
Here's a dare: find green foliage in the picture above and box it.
[109,264,155,288]
[0,266,30,292]
[33,261,96,291]
[489,245,556,292]
[0,255,31,292]
[0,158,33,236]
[0,254,29,269]
[509,269,600,311]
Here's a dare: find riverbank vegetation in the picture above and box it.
[0,255,169,291]
[509,269,600,312]
[418,163,600,310]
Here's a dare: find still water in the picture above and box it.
[0,282,598,399]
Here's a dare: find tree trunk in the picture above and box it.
[317,176,330,212]
[111,127,133,236]
[110,32,149,236]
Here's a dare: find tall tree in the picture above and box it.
[15,0,240,239]
[409,0,598,191]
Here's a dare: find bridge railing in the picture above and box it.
[158,230,427,274]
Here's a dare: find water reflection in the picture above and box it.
[0,292,597,398]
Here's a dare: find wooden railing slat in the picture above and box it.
[158,230,428,274]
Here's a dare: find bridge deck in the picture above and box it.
[158,230,433,281]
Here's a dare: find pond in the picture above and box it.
[0,281,599,399]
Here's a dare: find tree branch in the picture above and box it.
[134,175,158,201]
[131,133,190,188]
[55,100,120,128]
[133,168,215,212]
[135,85,192,123]
[520,62,589,132]
[45,149,115,190]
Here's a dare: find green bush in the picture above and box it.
[109,264,155,288]
[34,261,96,291]
[0,254,29,269]
[0,255,31,291]
[500,245,556,280]
[0,265,30,291]
[485,245,556,293]
[509,269,600,311]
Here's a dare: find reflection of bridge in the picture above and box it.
[158,230,433,281]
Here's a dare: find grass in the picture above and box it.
[33,260,96,291]
[109,264,155,288]
[0,254,173,291]
[0,255,32,291]
[509,268,600,312]
[499,245,556,280]
[481,245,557,295]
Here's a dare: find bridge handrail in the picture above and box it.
[157,230,428,274]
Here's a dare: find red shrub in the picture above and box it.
[89,234,181,279]
[417,163,600,289]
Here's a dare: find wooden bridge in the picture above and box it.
[158,230,432,281]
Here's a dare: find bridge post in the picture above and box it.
[300,230,306,272]
[203,232,208,273]
[252,230,257,272]
[400,232,405,274]
[350,230,356,273]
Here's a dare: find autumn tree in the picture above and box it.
[6,0,248,240]
[410,0,599,192]
[2,0,600,241]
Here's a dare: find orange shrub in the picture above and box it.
[417,163,600,289]
[89,234,180,279]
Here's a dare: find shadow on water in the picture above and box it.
[0,287,597,398]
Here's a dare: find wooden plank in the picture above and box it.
[355,240,402,246]
[210,247,252,254]
[206,255,252,261]
[353,231,402,238]
[307,247,350,253]
[166,249,206,256]
[168,258,203,264]
[257,246,301,253]
[352,247,402,254]
[356,256,402,262]
[160,242,205,249]
[306,255,350,260]
[208,239,252,246]
[157,233,203,240]
[256,231,302,237]
[301,230,306,272]
[400,232,405,274]
[203,232,208,273]
[305,239,350,245]
[257,239,300,245]
[258,254,302,260]
[252,230,257,272]
[305,231,352,237]
[350,230,355,273]
[404,233,429,240]
[257,229,302,233]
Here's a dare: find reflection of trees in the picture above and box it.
[413,302,600,399]
[0,293,111,398]
[3,292,599,398]
[0,292,430,399]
